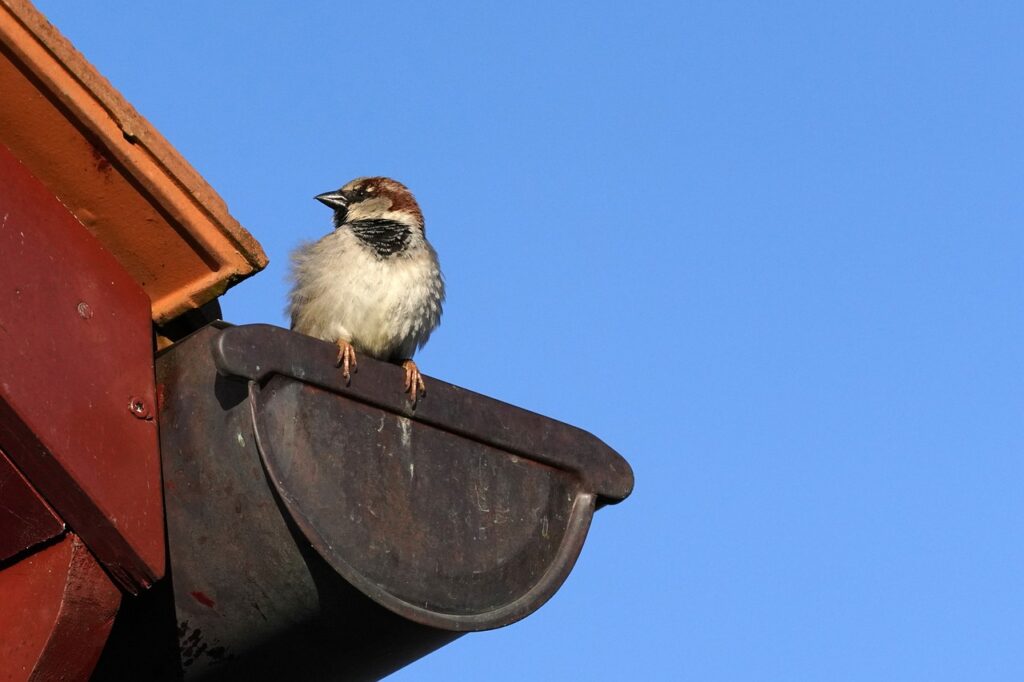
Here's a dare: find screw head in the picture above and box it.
[128,396,151,419]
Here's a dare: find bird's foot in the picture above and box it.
[401,359,426,404]
[336,339,358,383]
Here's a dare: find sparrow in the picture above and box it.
[287,177,444,401]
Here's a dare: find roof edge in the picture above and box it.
[0,0,268,322]
[1,0,267,268]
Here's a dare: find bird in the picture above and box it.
[287,177,444,402]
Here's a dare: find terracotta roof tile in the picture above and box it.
[0,0,267,322]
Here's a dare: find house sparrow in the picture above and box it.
[287,177,444,401]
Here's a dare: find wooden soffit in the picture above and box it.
[0,0,267,323]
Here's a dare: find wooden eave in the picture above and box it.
[0,0,267,323]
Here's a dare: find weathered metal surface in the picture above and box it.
[0,449,64,563]
[0,144,164,592]
[215,325,632,504]
[252,376,587,629]
[0,534,121,682]
[157,326,458,680]
[154,323,632,679]
[222,326,631,629]
[0,0,266,323]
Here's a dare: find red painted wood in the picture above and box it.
[0,534,120,682]
[0,143,164,592]
[0,449,64,563]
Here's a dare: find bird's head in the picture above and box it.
[315,177,425,232]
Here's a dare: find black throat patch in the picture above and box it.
[348,218,412,258]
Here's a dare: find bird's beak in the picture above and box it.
[315,191,349,211]
[315,190,349,224]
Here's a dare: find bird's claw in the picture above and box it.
[401,359,426,405]
[336,339,357,383]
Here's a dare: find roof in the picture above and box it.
[0,0,267,323]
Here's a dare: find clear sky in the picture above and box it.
[34,1,1023,679]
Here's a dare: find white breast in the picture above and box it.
[288,228,444,361]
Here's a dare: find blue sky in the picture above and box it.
[35,1,1023,679]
